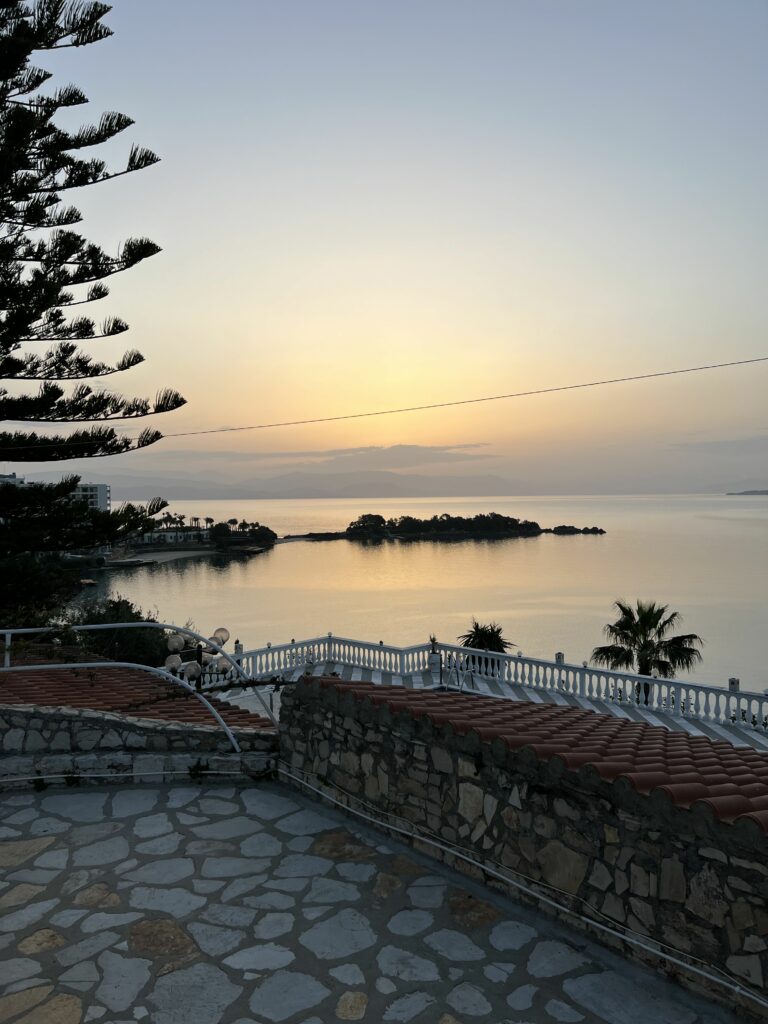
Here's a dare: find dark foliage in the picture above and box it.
[0,1,184,462]
[58,595,167,666]
[209,520,277,548]
[0,550,81,622]
[457,619,515,653]
[347,512,543,540]
[0,476,165,555]
[592,600,703,679]
[0,476,166,620]
[345,514,387,537]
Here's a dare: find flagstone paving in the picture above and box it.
[0,782,739,1023]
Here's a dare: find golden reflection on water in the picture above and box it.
[101,495,768,689]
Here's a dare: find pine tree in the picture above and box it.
[0,2,182,623]
[0,476,166,556]
[0,0,185,462]
[0,474,169,620]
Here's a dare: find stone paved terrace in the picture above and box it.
[0,782,741,1024]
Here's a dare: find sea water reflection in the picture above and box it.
[90,495,768,691]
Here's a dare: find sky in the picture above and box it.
[7,0,768,495]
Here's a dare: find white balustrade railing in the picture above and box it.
[239,635,768,734]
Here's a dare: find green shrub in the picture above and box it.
[59,596,167,666]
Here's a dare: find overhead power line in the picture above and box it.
[165,355,768,438]
[1,354,766,455]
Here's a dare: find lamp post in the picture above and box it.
[166,625,234,690]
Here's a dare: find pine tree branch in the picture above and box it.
[0,426,164,461]
[0,345,144,379]
[0,0,185,471]
[0,384,186,421]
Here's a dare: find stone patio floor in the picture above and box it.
[0,782,740,1024]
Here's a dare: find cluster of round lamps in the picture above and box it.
[163,627,231,681]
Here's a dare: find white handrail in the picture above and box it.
[0,621,276,725]
[239,634,768,733]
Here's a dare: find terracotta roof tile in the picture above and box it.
[311,677,768,832]
[1,667,275,732]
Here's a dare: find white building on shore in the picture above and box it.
[1,474,110,512]
[135,526,210,545]
[73,482,111,512]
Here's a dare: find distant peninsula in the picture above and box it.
[288,512,605,542]
[727,490,768,495]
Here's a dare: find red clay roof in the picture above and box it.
[1,667,275,731]
[313,678,768,833]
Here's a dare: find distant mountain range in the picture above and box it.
[30,466,764,500]
[727,489,768,495]
[93,470,522,501]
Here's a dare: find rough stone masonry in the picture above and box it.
[0,704,277,787]
[278,678,768,1020]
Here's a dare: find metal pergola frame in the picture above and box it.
[0,620,280,750]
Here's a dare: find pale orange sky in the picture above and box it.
[6,0,768,494]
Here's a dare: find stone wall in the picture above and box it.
[0,703,277,789]
[279,679,768,1019]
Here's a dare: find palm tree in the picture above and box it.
[204,517,214,529]
[457,619,515,653]
[592,600,703,679]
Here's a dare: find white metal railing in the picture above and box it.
[240,634,768,733]
[0,621,277,729]
[0,657,242,752]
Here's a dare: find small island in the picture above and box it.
[727,490,768,495]
[289,512,605,543]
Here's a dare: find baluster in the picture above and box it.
[648,679,658,711]
[668,683,678,717]
[704,690,713,723]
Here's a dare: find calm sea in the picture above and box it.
[98,495,768,692]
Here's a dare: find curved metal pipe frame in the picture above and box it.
[0,659,242,752]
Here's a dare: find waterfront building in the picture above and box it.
[73,481,111,511]
[135,526,210,544]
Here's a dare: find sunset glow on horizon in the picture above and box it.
[8,0,767,494]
